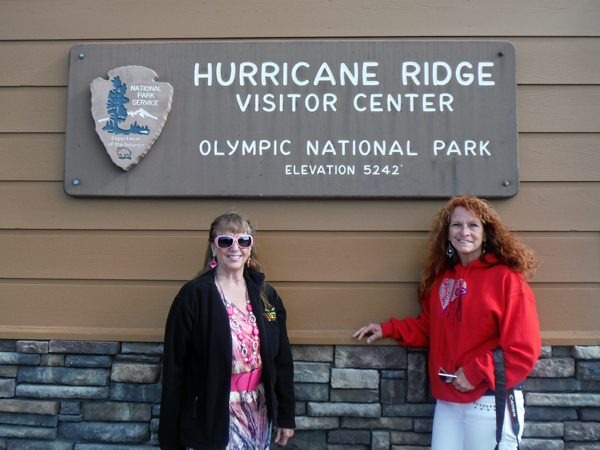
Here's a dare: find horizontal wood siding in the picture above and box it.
[0,0,598,344]
[1,1,599,39]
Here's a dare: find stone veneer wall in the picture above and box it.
[0,340,599,450]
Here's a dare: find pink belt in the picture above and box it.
[231,368,262,392]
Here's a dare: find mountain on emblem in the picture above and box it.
[90,66,174,171]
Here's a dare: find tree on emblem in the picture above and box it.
[102,76,150,136]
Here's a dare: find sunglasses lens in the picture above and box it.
[217,237,234,248]
[238,236,252,248]
[439,375,452,383]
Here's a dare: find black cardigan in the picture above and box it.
[158,270,295,450]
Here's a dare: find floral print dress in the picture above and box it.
[226,302,270,450]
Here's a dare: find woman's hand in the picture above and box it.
[452,367,475,392]
[275,427,294,446]
[352,323,383,344]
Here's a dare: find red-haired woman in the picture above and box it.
[354,196,540,450]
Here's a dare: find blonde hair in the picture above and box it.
[197,212,271,308]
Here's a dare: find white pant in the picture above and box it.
[431,391,524,450]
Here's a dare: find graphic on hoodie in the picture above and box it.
[439,278,467,321]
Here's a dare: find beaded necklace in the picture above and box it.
[215,277,260,365]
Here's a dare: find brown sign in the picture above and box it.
[64,40,519,198]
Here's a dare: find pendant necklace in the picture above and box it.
[216,276,260,365]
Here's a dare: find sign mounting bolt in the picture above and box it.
[79,53,85,59]
[498,51,504,56]
[502,181,510,187]
[73,179,80,186]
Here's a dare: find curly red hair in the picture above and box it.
[417,196,538,303]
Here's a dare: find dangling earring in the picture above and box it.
[446,242,454,257]
[247,257,252,268]
[210,256,217,269]
[482,241,487,255]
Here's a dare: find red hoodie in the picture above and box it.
[380,256,541,404]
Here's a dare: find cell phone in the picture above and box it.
[438,372,457,379]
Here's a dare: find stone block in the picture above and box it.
[413,418,433,433]
[390,447,431,450]
[16,385,109,400]
[16,341,49,355]
[83,402,152,422]
[390,431,431,446]
[0,425,56,439]
[578,361,600,381]
[0,412,58,427]
[17,367,110,386]
[564,443,600,450]
[572,346,600,360]
[40,355,65,367]
[109,382,162,403]
[308,402,380,418]
[520,439,565,450]
[341,417,412,430]
[526,393,600,407]
[540,346,552,358]
[380,379,406,405]
[0,367,18,378]
[58,421,149,443]
[328,429,370,444]
[151,404,160,417]
[331,369,379,389]
[58,414,83,422]
[0,380,16,399]
[110,363,160,384]
[294,362,330,383]
[523,422,565,438]
[291,346,334,362]
[296,402,307,416]
[7,440,74,450]
[65,356,113,368]
[331,389,379,403]
[335,346,407,370]
[382,404,435,417]
[115,355,161,363]
[525,406,578,421]
[579,381,600,391]
[0,353,40,366]
[73,445,158,450]
[382,371,406,379]
[406,353,427,403]
[61,401,82,415]
[49,341,120,355]
[530,358,575,378]
[553,347,572,357]
[0,342,17,352]
[295,383,329,402]
[150,418,159,433]
[581,408,600,421]
[0,400,60,415]
[284,430,326,450]
[120,342,164,355]
[372,430,390,450]
[327,445,368,450]
[525,378,580,392]
[295,416,339,430]
[564,421,600,441]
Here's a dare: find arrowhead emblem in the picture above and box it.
[90,66,174,171]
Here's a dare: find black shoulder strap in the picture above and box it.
[492,348,506,450]
[492,347,520,450]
